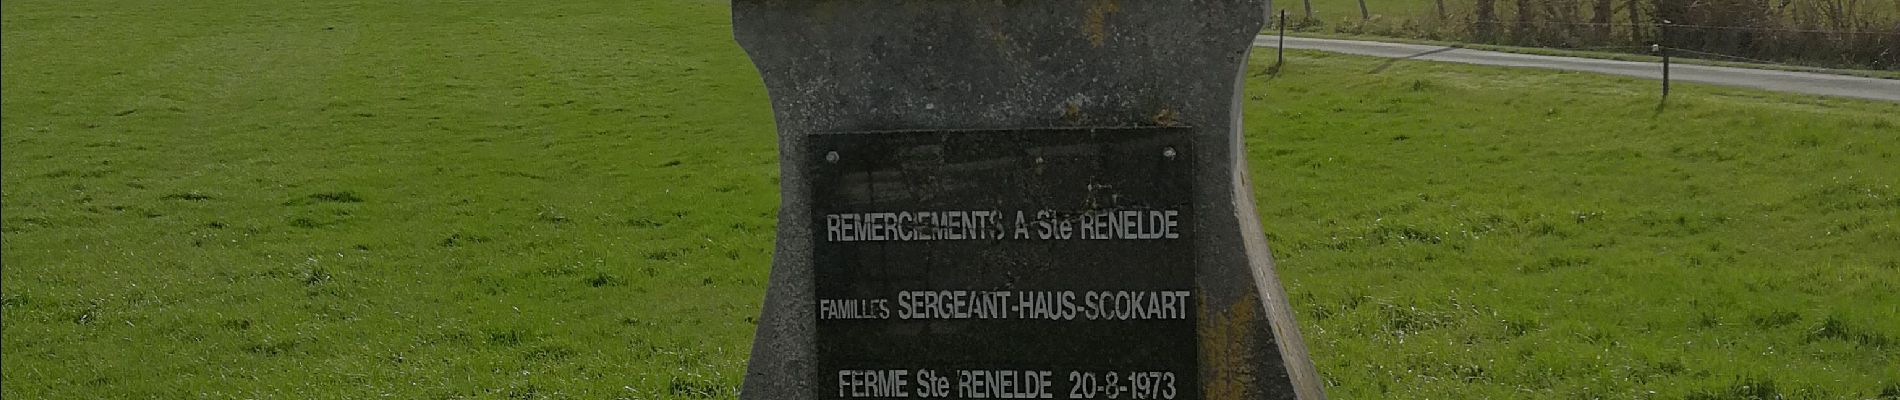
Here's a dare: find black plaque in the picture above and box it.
[811,127,1197,400]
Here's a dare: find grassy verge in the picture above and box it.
[1273,30,1900,80]
[4,0,1897,399]
[1272,0,1900,75]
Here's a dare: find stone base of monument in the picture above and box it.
[734,1,1325,399]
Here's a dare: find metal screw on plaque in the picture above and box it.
[1163,147,1178,160]
[825,151,839,163]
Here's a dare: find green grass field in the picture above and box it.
[3,1,1896,399]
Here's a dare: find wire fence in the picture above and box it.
[1260,4,1900,102]
[1663,47,1794,65]
[1464,19,1900,35]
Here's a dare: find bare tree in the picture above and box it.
[1594,0,1615,42]
[1627,0,1644,42]
[1475,0,1499,41]
[1514,0,1538,44]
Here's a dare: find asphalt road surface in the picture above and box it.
[1253,36,1900,102]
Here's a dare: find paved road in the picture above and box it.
[1253,36,1900,102]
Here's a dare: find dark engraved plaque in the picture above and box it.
[810,127,1197,400]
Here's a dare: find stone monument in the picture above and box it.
[734,1,1324,399]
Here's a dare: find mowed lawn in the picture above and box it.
[2,1,1895,399]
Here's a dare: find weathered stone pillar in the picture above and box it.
[734,2,1324,399]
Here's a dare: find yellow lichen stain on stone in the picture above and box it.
[1083,0,1121,47]
[812,1,842,24]
[1062,101,1084,123]
[1200,291,1260,400]
[988,28,1015,53]
[1152,107,1180,126]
